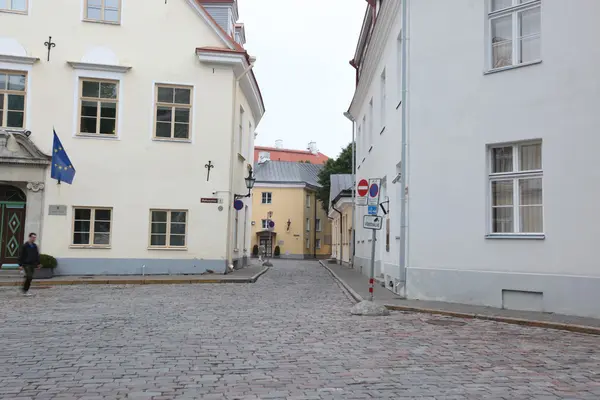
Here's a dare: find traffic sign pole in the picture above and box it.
[369,228,376,301]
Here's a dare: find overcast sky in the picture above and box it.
[238,0,366,159]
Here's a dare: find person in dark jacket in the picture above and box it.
[18,233,41,296]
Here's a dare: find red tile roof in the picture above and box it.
[255,146,329,165]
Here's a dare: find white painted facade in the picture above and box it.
[349,0,600,318]
[0,0,264,275]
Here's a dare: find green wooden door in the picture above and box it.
[0,205,26,268]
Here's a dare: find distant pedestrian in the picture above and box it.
[18,233,41,296]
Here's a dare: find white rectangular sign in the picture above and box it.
[367,178,381,207]
[363,215,383,230]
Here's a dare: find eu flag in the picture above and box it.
[51,130,76,184]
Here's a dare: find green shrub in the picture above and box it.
[274,246,281,257]
[252,245,259,257]
[40,254,57,269]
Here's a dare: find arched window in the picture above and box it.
[0,186,26,202]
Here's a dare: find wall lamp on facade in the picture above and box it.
[234,166,256,200]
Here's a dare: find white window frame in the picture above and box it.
[316,218,322,232]
[149,209,188,249]
[487,141,544,238]
[306,238,310,249]
[487,0,541,72]
[261,192,272,204]
[316,238,322,250]
[77,78,119,137]
[0,0,27,13]
[71,207,113,248]
[306,218,310,232]
[0,69,27,129]
[306,194,311,208]
[261,219,268,230]
[83,0,122,24]
[153,83,193,142]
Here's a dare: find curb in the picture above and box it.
[319,261,600,336]
[0,267,270,287]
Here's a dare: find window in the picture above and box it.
[261,192,272,204]
[0,71,26,128]
[488,0,541,70]
[72,207,112,247]
[306,238,310,249]
[261,219,268,230]
[316,218,322,232]
[306,194,311,208]
[1,0,27,13]
[397,32,402,101]
[150,210,188,248]
[316,239,322,250]
[154,84,192,140]
[238,107,244,155]
[78,79,118,136]
[85,0,121,24]
[306,218,310,232]
[489,142,543,234]
[380,69,386,129]
[258,151,270,162]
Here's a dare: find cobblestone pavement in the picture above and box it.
[0,260,599,400]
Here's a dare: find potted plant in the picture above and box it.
[34,254,57,279]
[252,245,259,258]
[274,246,281,258]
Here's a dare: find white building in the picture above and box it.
[349,0,600,318]
[0,0,264,275]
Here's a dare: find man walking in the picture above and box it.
[18,233,41,296]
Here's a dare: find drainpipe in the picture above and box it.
[343,111,356,267]
[332,201,343,265]
[398,0,409,295]
[226,58,255,272]
[313,193,317,259]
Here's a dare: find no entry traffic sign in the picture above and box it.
[357,179,369,206]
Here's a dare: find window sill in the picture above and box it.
[484,60,542,75]
[0,9,27,15]
[76,134,119,140]
[69,245,111,249]
[152,138,192,144]
[379,126,386,135]
[83,18,121,26]
[485,234,545,240]
[147,247,188,251]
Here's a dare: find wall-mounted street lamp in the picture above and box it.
[234,166,256,200]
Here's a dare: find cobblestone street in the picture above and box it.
[0,261,598,399]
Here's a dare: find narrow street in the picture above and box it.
[0,260,598,400]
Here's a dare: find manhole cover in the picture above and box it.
[426,319,467,327]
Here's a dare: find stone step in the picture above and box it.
[0,269,21,278]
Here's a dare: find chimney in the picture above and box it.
[275,140,283,149]
[308,142,318,155]
[199,0,239,37]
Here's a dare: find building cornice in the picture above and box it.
[196,49,265,124]
[0,54,39,65]
[349,0,400,117]
[67,61,132,74]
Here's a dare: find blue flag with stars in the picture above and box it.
[51,130,76,184]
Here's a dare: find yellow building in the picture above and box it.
[251,161,331,259]
[329,174,354,265]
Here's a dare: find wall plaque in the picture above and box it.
[48,205,67,216]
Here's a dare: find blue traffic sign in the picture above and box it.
[233,199,244,211]
[369,183,379,198]
[368,205,378,215]
[268,220,275,228]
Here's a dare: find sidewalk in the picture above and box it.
[0,265,269,286]
[321,261,600,335]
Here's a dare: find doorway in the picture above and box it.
[0,185,26,268]
[259,235,273,257]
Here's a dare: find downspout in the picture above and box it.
[313,193,317,259]
[398,0,409,295]
[226,59,255,272]
[343,111,356,267]
[332,201,343,265]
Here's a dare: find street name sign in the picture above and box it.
[363,215,383,230]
